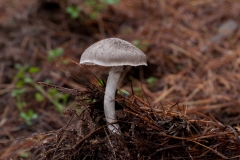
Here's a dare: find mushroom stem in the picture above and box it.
[104,66,123,134]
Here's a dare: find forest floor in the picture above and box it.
[1,0,240,159]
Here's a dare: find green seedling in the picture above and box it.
[84,0,104,19]
[147,76,157,85]
[117,89,130,97]
[85,99,97,104]
[18,150,29,159]
[11,88,27,109]
[11,87,38,125]
[84,0,97,6]
[11,64,39,125]
[97,79,105,86]
[133,87,142,96]
[83,0,119,19]
[100,0,119,5]
[62,59,70,65]
[65,0,120,20]
[28,66,40,73]
[35,92,44,102]
[12,64,70,125]
[147,76,158,90]
[132,39,150,52]
[48,88,69,113]
[20,110,38,126]
[133,87,142,92]
[47,48,63,61]
[66,5,81,19]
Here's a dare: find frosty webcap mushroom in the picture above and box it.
[80,38,147,134]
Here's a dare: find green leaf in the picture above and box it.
[46,88,70,112]
[14,65,28,79]
[47,48,64,61]
[23,77,33,83]
[66,6,81,19]
[11,89,26,97]
[133,87,141,93]
[90,11,99,20]
[16,80,25,87]
[27,110,38,119]
[132,39,142,49]
[84,0,96,6]
[97,79,105,86]
[132,39,150,51]
[61,59,69,65]
[44,79,52,84]
[19,151,29,158]
[147,77,157,85]
[48,88,57,96]
[117,89,130,96]
[20,110,38,125]
[95,3,104,10]
[14,63,23,69]
[66,6,73,13]
[100,0,119,5]
[55,103,64,113]
[35,93,44,102]
[20,112,31,125]
[16,101,27,109]
[61,93,69,105]
[132,39,141,45]
[28,67,40,73]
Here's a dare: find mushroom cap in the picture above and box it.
[80,38,147,67]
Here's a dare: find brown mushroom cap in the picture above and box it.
[80,38,147,67]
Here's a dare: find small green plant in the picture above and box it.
[132,39,150,52]
[97,79,105,86]
[147,77,157,85]
[12,64,70,125]
[11,64,39,125]
[100,0,119,5]
[20,110,38,126]
[133,87,142,96]
[11,88,27,110]
[47,48,64,61]
[35,92,44,102]
[18,150,29,159]
[117,89,130,96]
[47,88,69,113]
[147,76,158,89]
[66,5,81,19]
[83,0,119,19]
[65,0,119,20]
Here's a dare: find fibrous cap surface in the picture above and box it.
[80,38,147,67]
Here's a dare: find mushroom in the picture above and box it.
[80,38,147,134]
